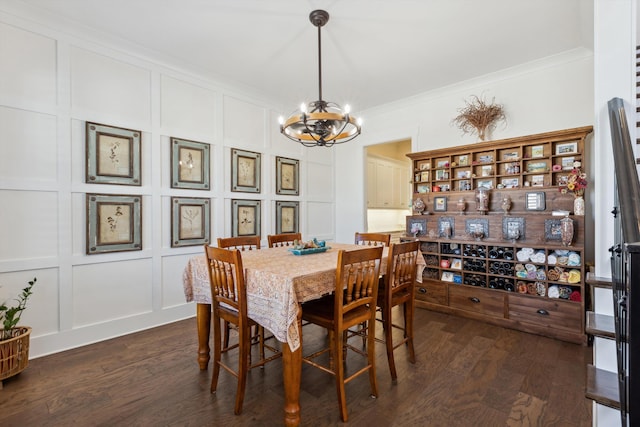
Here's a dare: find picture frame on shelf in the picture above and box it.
[525,191,546,211]
[406,217,427,237]
[531,175,544,187]
[275,156,299,195]
[419,161,431,170]
[86,193,142,254]
[501,177,519,189]
[478,154,493,163]
[555,141,578,155]
[420,171,429,181]
[441,271,454,282]
[435,169,448,180]
[231,148,261,193]
[531,145,544,158]
[232,199,261,237]
[502,151,519,161]
[476,179,493,189]
[438,216,454,238]
[450,258,462,270]
[434,196,447,212]
[544,219,563,241]
[526,162,547,173]
[561,156,575,170]
[458,155,469,166]
[457,170,471,179]
[171,197,210,247]
[276,201,299,234]
[465,218,489,238]
[86,122,141,186]
[417,184,430,193]
[502,217,525,241]
[170,137,210,190]
[436,159,449,168]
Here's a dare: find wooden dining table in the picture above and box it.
[182,242,424,426]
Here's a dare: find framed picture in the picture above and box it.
[465,218,489,238]
[525,191,546,211]
[420,171,430,181]
[276,201,299,234]
[231,148,261,193]
[561,156,575,170]
[502,217,525,241]
[501,177,519,189]
[276,156,299,195]
[86,122,141,186]
[526,162,547,173]
[419,162,430,170]
[170,138,210,190]
[458,155,469,166]
[481,165,493,177]
[417,184,430,193]
[438,216,454,238]
[86,193,142,254]
[406,217,427,236]
[545,219,563,241]
[232,199,261,237]
[478,154,493,163]
[171,197,210,247]
[434,196,447,212]
[555,141,578,155]
[441,272,454,282]
[502,151,519,161]
[531,175,544,187]
[435,169,448,180]
[457,170,471,179]
[450,259,462,270]
[436,159,449,168]
[531,145,544,158]
[476,179,493,189]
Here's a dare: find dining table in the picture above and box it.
[181,241,424,426]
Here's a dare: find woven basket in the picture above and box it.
[0,326,31,382]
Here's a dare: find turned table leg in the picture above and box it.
[196,303,211,370]
[283,307,302,427]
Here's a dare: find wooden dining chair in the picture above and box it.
[217,236,261,251]
[300,246,383,422]
[267,232,302,248]
[217,235,261,350]
[354,232,391,247]
[375,240,420,381]
[203,245,281,415]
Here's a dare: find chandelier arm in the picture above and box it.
[317,22,322,102]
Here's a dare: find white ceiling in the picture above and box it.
[9,0,594,111]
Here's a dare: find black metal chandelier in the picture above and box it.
[279,10,362,147]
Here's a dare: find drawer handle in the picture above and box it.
[469,297,480,303]
[536,309,549,316]
[418,287,427,294]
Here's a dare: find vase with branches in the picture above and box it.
[1,277,36,341]
[452,95,506,141]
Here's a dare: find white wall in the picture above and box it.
[335,49,595,243]
[0,10,335,357]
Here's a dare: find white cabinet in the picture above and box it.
[367,156,410,209]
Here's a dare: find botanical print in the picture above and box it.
[237,156,256,187]
[179,205,203,239]
[98,203,132,244]
[179,147,203,183]
[281,206,295,233]
[281,163,296,190]
[238,206,255,236]
[97,134,131,177]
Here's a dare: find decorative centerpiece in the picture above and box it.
[452,95,506,141]
[1,277,36,387]
[412,197,426,215]
[501,196,512,215]
[456,198,466,215]
[560,216,574,246]
[559,161,587,216]
[475,186,490,214]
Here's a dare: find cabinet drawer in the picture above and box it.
[508,294,581,331]
[449,285,504,318]
[415,281,447,305]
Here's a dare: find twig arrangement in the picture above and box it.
[452,95,506,141]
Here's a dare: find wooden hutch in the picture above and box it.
[403,126,593,344]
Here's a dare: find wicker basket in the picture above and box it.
[0,326,31,383]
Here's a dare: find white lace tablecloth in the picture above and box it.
[182,243,424,352]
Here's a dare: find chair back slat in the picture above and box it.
[337,246,383,315]
[218,236,260,251]
[354,232,391,247]
[204,245,247,316]
[267,233,302,248]
[385,241,420,299]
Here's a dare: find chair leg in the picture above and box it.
[223,320,230,350]
[404,301,416,364]
[367,316,379,399]
[211,316,222,394]
[234,323,251,415]
[383,304,397,382]
[334,329,349,422]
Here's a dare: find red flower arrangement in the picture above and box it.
[560,161,587,198]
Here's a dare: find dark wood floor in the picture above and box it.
[0,308,592,426]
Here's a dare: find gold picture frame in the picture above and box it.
[231,148,261,193]
[276,156,299,195]
[170,138,210,190]
[86,193,142,254]
[86,122,141,186]
[276,201,299,234]
[232,199,261,237]
[171,197,210,247]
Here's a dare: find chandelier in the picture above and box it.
[279,10,362,147]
